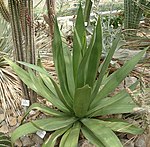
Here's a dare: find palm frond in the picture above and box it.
[0,67,22,118]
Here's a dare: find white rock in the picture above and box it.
[125,77,137,87]
[8,116,17,127]
[135,135,146,147]
[32,134,43,145]
[21,136,35,147]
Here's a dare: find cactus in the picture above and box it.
[124,0,146,35]
[8,0,29,100]
[46,0,55,40]
[7,0,36,103]
[22,0,37,102]
[0,0,10,22]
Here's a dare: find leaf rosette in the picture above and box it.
[6,4,147,147]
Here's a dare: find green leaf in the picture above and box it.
[88,81,138,116]
[92,48,147,107]
[73,85,91,117]
[16,60,70,112]
[39,74,72,111]
[38,58,73,111]
[11,122,40,144]
[91,34,121,99]
[64,122,81,147]
[85,17,102,88]
[63,44,75,98]
[53,18,73,108]
[90,94,136,117]
[28,69,69,112]
[39,73,58,99]
[58,56,73,105]
[81,126,105,147]
[21,103,66,123]
[4,58,36,91]
[17,60,71,112]
[73,4,86,83]
[6,59,69,112]
[76,28,95,88]
[11,117,77,144]
[27,68,47,95]
[43,126,71,147]
[100,118,143,134]
[82,118,143,138]
[82,119,123,147]
[36,58,57,95]
[50,75,73,112]
[88,94,129,116]
[31,117,77,131]
[84,0,92,24]
[59,128,71,147]
[17,60,51,77]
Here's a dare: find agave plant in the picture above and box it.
[6,5,147,147]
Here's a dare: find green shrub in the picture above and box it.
[6,5,147,147]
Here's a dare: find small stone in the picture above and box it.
[8,116,17,127]
[21,136,35,147]
[0,124,9,133]
[17,116,23,123]
[6,109,13,116]
[0,114,5,123]
[29,110,36,115]
[125,77,137,87]
[32,134,43,145]
[79,140,95,147]
[135,135,146,147]
[14,139,22,147]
